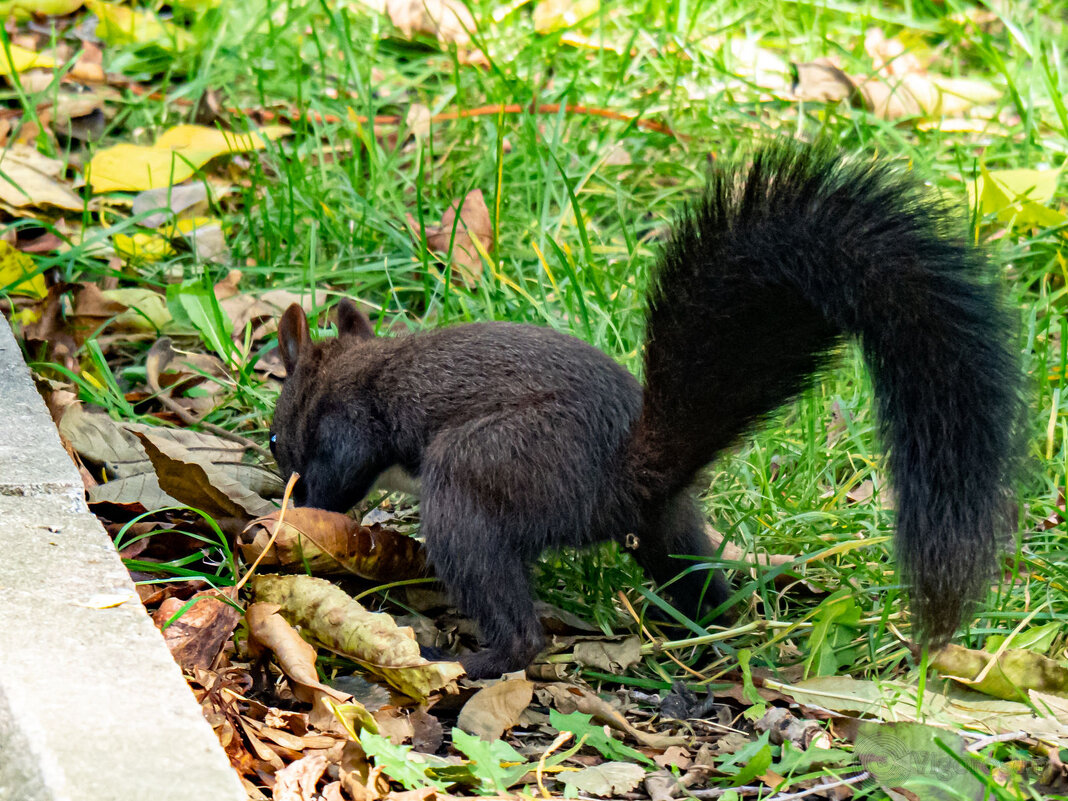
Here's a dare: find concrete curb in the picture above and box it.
[0,316,245,801]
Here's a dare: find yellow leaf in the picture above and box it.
[533,0,599,32]
[87,125,291,193]
[88,144,211,192]
[169,216,216,235]
[169,0,219,10]
[0,43,55,76]
[982,167,1060,205]
[154,123,291,153]
[970,165,1067,229]
[0,0,84,19]
[927,76,1002,110]
[112,217,224,265]
[113,231,176,262]
[0,240,45,298]
[12,307,41,326]
[86,0,194,51]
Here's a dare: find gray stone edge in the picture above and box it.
[0,314,246,801]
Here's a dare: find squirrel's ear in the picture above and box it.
[336,298,374,341]
[278,304,310,375]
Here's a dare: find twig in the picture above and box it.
[119,82,681,138]
[233,472,298,593]
[146,337,273,460]
[964,731,1028,751]
[688,772,869,799]
[758,773,869,800]
[617,590,709,680]
[685,786,764,798]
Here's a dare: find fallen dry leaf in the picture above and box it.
[386,0,475,45]
[132,182,214,227]
[539,683,688,748]
[565,762,646,797]
[213,268,243,300]
[16,231,67,254]
[20,281,160,350]
[87,123,291,193]
[246,603,352,705]
[456,678,534,740]
[241,508,427,579]
[863,27,923,77]
[219,288,315,341]
[408,189,492,287]
[791,51,1001,121]
[182,221,229,262]
[373,707,416,744]
[134,430,276,520]
[99,286,172,331]
[153,587,241,672]
[49,88,108,143]
[752,706,831,750]
[846,479,874,504]
[236,715,287,772]
[573,637,641,673]
[410,707,443,753]
[68,39,105,83]
[59,404,280,508]
[770,675,1068,744]
[653,746,692,770]
[0,144,86,212]
[930,643,1068,702]
[385,788,437,801]
[858,72,1001,120]
[405,104,432,138]
[791,60,858,104]
[145,337,231,421]
[251,574,465,700]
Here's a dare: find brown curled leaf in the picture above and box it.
[153,586,241,672]
[246,602,351,704]
[135,430,275,520]
[241,508,426,579]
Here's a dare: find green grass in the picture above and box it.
[5,0,1068,792]
[205,0,1068,680]
[30,0,1068,659]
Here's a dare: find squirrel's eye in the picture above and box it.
[269,433,277,453]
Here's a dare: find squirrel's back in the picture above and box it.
[279,320,645,546]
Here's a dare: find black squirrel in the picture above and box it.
[269,141,1022,679]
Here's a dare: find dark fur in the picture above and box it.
[271,142,1022,678]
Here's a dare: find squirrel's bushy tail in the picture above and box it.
[634,141,1022,646]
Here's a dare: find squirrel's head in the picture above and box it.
[270,300,377,509]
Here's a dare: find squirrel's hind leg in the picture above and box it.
[630,491,729,623]
[419,502,544,679]
[418,435,547,679]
